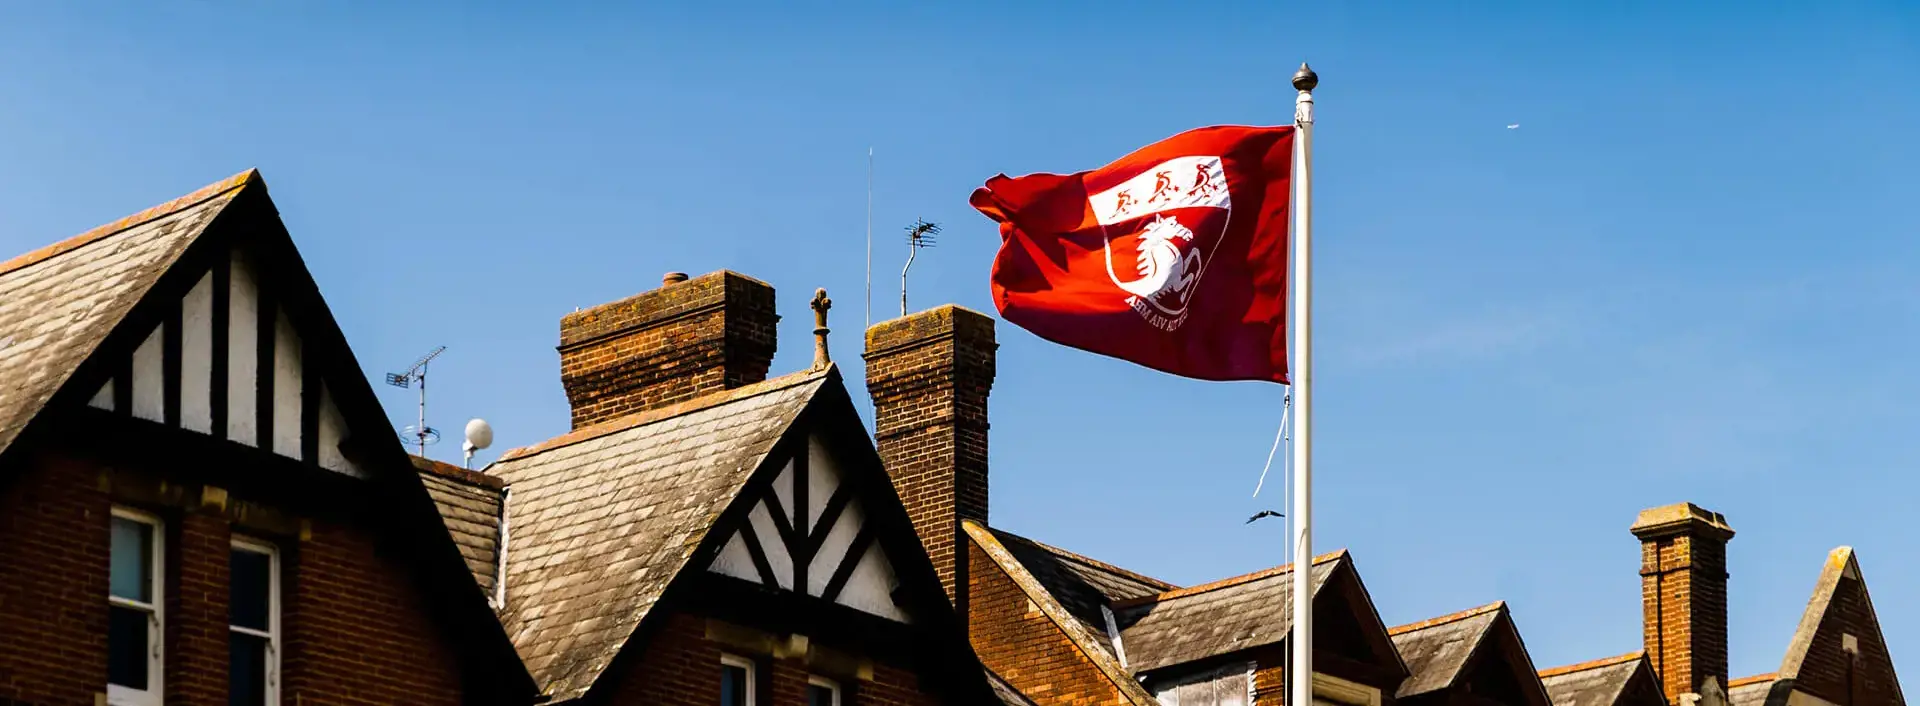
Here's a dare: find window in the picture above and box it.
[108,508,164,706]
[720,654,754,706]
[229,538,280,706]
[807,676,841,706]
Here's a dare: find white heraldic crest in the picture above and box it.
[1087,155,1232,332]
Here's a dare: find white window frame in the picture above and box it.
[107,506,164,706]
[806,675,842,706]
[229,536,281,706]
[720,653,756,706]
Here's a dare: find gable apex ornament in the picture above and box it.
[811,288,832,371]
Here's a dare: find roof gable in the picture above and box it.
[0,171,252,459]
[1110,550,1405,680]
[488,368,829,699]
[1777,548,1906,706]
[0,171,538,700]
[704,415,911,622]
[1391,602,1553,706]
[1540,653,1665,706]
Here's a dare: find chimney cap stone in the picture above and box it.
[1631,502,1735,542]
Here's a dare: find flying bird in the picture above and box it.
[1507,124,1521,130]
[1246,510,1285,524]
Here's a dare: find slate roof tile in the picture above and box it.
[487,368,828,700]
[0,171,253,459]
[1109,552,1345,674]
[1539,652,1646,706]
[1388,601,1505,698]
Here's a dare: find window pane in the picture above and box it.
[230,632,269,705]
[110,517,153,602]
[230,547,272,631]
[108,605,150,688]
[721,663,749,706]
[808,683,837,706]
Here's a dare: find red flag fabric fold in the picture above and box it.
[971,125,1295,383]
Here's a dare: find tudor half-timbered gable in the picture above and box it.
[429,270,999,705]
[0,171,534,706]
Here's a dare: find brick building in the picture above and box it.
[0,172,537,704]
[5,172,1900,706]
[415,273,1002,704]
[855,304,1906,706]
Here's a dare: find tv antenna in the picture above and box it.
[386,345,446,457]
[901,219,939,316]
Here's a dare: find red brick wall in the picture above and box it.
[1792,574,1902,706]
[282,515,467,705]
[864,306,995,604]
[1634,509,1732,702]
[603,613,942,706]
[168,512,232,703]
[0,452,109,704]
[0,448,477,705]
[559,271,778,429]
[1252,651,1284,706]
[966,543,1128,706]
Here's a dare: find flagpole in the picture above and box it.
[1289,62,1317,706]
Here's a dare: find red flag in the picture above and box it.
[971,125,1295,383]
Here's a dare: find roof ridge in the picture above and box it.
[988,527,1178,591]
[1728,674,1778,688]
[411,455,505,490]
[497,366,832,462]
[1388,600,1507,636]
[1538,651,1645,678]
[0,169,258,278]
[1110,549,1348,609]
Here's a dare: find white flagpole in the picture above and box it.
[1289,62,1317,706]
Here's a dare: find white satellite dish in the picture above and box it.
[463,418,494,469]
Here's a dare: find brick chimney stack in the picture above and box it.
[1632,502,1736,703]
[864,306,996,606]
[558,270,777,429]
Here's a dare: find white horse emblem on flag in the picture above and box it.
[1089,155,1232,331]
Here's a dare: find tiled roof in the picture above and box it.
[1728,674,1777,706]
[489,369,829,701]
[1539,652,1645,706]
[0,170,254,460]
[1109,552,1345,674]
[988,527,1174,660]
[413,456,505,597]
[1388,601,1505,698]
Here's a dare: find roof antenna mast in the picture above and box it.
[866,147,874,329]
[901,219,939,316]
[385,345,446,457]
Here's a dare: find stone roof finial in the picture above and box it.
[810,288,832,370]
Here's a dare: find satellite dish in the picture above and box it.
[462,418,494,469]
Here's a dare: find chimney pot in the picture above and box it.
[663,272,690,285]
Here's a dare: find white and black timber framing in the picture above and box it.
[83,241,366,478]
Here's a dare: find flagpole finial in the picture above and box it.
[1292,63,1318,92]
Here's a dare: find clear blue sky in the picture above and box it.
[3,1,1915,685]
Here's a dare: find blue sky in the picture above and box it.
[3,0,1916,685]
